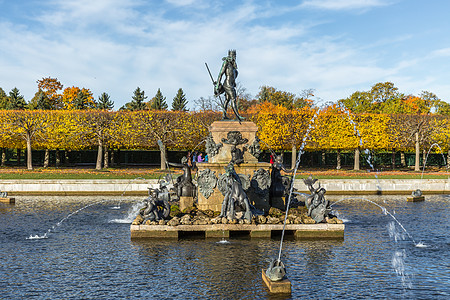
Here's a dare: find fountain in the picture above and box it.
[408,142,449,202]
[0,190,15,204]
[130,51,344,245]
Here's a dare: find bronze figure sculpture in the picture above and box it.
[208,50,244,122]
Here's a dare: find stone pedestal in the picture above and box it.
[0,197,15,204]
[407,196,425,202]
[262,269,291,294]
[209,121,259,164]
[197,162,270,212]
[197,120,270,212]
[179,196,194,212]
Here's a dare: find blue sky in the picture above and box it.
[1,0,450,109]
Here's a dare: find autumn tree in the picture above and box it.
[172,88,188,111]
[310,104,357,169]
[131,111,179,169]
[36,77,63,109]
[6,110,49,170]
[61,87,95,110]
[252,102,316,168]
[75,110,115,170]
[149,88,168,110]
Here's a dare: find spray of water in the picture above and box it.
[421,143,449,181]
[27,198,116,240]
[277,108,319,261]
[331,196,424,247]
[392,250,413,289]
[340,106,382,192]
[109,201,144,224]
[113,177,148,209]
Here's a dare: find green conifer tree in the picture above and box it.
[172,88,188,111]
[129,87,147,111]
[0,88,8,109]
[33,91,52,110]
[150,88,168,110]
[7,87,27,110]
[97,92,114,110]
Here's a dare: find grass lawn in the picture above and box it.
[0,166,449,180]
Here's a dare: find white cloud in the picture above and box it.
[1,0,449,109]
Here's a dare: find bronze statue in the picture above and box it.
[213,50,243,122]
[218,163,252,221]
[269,154,292,199]
[169,156,196,198]
[303,175,332,223]
[141,189,170,223]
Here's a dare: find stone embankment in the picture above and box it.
[1,178,449,195]
[130,207,345,239]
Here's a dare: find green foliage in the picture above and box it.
[256,86,296,109]
[97,92,114,110]
[172,88,188,111]
[0,88,9,109]
[256,86,314,109]
[338,91,372,113]
[149,88,168,110]
[122,87,147,111]
[73,91,96,109]
[7,88,27,110]
[30,91,52,110]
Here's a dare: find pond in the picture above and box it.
[1,195,448,299]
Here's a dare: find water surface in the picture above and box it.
[0,195,448,299]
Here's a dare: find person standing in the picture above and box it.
[197,152,204,163]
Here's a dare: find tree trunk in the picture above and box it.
[354,147,360,171]
[55,149,60,167]
[104,147,109,169]
[336,149,341,170]
[160,144,167,170]
[26,136,33,170]
[291,145,296,170]
[65,150,70,166]
[448,149,450,170]
[110,150,115,167]
[391,149,396,170]
[422,149,427,170]
[17,149,21,166]
[44,149,49,168]
[414,132,420,171]
[1,148,5,167]
[400,151,406,167]
[96,140,103,170]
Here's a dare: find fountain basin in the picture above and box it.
[130,223,344,239]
